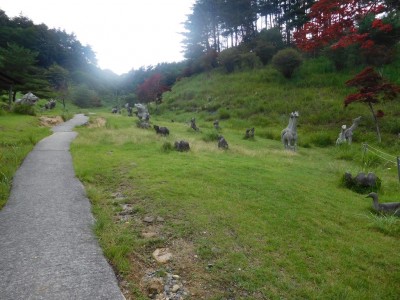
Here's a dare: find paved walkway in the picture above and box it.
[0,114,124,300]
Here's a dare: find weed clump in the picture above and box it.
[161,142,174,153]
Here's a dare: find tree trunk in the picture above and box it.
[368,102,382,143]
[8,85,13,109]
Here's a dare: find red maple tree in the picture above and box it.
[294,0,391,52]
[345,67,400,143]
[136,73,170,103]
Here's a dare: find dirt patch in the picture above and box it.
[39,116,64,127]
[88,117,106,128]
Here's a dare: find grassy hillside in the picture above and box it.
[159,56,399,150]
[72,110,399,299]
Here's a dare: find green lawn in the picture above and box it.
[72,113,400,299]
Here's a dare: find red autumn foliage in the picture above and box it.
[345,67,399,143]
[345,67,400,107]
[294,0,392,52]
[136,73,170,103]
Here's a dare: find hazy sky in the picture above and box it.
[0,0,195,74]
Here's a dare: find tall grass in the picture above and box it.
[0,113,50,208]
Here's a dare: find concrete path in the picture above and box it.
[0,114,124,300]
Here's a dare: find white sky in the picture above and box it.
[0,0,195,74]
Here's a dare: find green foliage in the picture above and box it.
[272,48,303,78]
[12,104,36,116]
[218,48,240,73]
[71,85,102,108]
[161,141,174,152]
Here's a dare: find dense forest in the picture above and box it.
[0,0,399,110]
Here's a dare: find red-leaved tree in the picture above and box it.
[345,67,400,143]
[136,73,170,103]
[294,0,392,53]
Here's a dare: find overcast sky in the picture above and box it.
[0,0,195,74]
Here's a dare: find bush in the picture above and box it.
[161,142,174,152]
[272,48,303,78]
[218,48,240,73]
[12,104,36,116]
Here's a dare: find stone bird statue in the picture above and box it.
[366,192,400,216]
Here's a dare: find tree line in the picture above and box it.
[182,0,399,73]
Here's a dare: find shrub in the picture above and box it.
[310,132,334,147]
[218,48,240,73]
[218,108,231,120]
[12,104,36,116]
[202,131,219,142]
[161,142,174,152]
[272,48,303,78]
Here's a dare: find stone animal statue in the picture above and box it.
[190,118,199,131]
[15,92,39,105]
[218,135,229,149]
[153,125,169,136]
[44,99,56,110]
[127,106,133,117]
[366,192,400,216]
[213,120,220,130]
[345,116,362,144]
[281,111,299,151]
[111,107,118,114]
[343,171,380,193]
[336,125,347,145]
[135,103,150,121]
[175,140,190,152]
[245,128,255,139]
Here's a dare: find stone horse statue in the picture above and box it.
[281,111,299,151]
[336,116,361,145]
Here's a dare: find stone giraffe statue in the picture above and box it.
[336,125,347,145]
[281,111,299,151]
[336,116,362,145]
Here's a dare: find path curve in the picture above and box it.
[0,114,124,300]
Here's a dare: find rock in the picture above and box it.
[142,231,158,238]
[143,277,164,296]
[153,248,172,263]
[172,284,180,292]
[156,216,165,222]
[143,216,155,223]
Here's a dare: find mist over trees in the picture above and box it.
[1,1,399,109]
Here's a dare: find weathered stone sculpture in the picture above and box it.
[44,99,56,110]
[343,171,381,193]
[336,125,347,145]
[245,128,255,139]
[365,192,400,216]
[213,120,220,130]
[218,135,229,149]
[281,111,299,151]
[127,106,133,117]
[135,103,150,128]
[175,140,190,152]
[336,116,362,145]
[15,92,39,105]
[190,118,199,131]
[135,103,150,121]
[111,107,118,114]
[153,125,169,136]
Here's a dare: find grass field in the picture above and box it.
[72,112,400,299]
[0,113,50,208]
